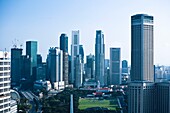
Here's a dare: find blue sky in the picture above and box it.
[0,0,170,65]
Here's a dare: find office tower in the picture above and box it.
[71,31,80,84]
[60,33,68,53]
[11,48,23,87]
[0,51,11,113]
[104,59,110,86]
[21,55,30,79]
[79,45,84,63]
[37,54,42,66]
[86,54,95,79]
[122,60,128,73]
[128,14,154,113]
[60,33,69,86]
[110,48,121,85]
[128,81,155,113]
[47,47,64,90]
[131,14,154,82]
[75,55,83,88]
[95,30,105,86]
[104,59,109,68]
[36,63,47,80]
[26,41,37,81]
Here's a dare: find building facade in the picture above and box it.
[75,55,83,88]
[0,51,11,113]
[11,48,23,87]
[26,41,37,81]
[131,14,154,82]
[60,33,69,86]
[95,30,105,86]
[110,48,121,85]
[86,54,95,80]
[71,31,80,85]
[128,14,154,113]
[128,82,155,113]
[47,47,64,90]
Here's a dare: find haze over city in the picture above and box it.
[1,0,170,65]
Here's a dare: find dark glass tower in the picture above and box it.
[86,54,95,79]
[131,14,154,82]
[95,30,105,86]
[60,33,69,86]
[79,45,84,63]
[110,48,121,85]
[60,34,68,53]
[11,48,23,87]
[26,41,37,81]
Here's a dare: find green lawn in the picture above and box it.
[78,98,118,110]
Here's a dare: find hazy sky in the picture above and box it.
[0,0,170,65]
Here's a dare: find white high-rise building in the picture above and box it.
[71,31,80,85]
[0,51,11,113]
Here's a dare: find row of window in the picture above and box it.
[0,62,10,65]
[0,67,10,71]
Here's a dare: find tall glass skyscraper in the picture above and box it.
[26,41,37,79]
[131,14,154,82]
[71,31,80,84]
[95,30,105,86]
[128,14,154,113]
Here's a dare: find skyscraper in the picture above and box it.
[128,14,154,113]
[60,33,68,53]
[86,54,95,79]
[11,48,23,87]
[95,30,105,86]
[131,14,154,82]
[0,51,11,113]
[71,31,80,85]
[75,55,83,88]
[47,47,64,90]
[26,41,37,81]
[110,48,121,85]
[79,45,84,63]
[60,33,69,86]
[122,60,128,73]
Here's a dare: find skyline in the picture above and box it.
[1,0,170,65]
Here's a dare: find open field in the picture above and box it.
[78,98,118,110]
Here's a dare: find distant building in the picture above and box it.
[71,31,80,85]
[86,54,95,79]
[36,62,47,80]
[0,51,11,113]
[104,59,109,86]
[60,33,69,86]
[95,30,105,86]
[37,54,42,66]
[47,47,64,90]
[79,45,84,63]
[75,55,83,88]
[110,48,121,85]
[122,60,128,73]
[26,41,38,82]
[11,48,23,87]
